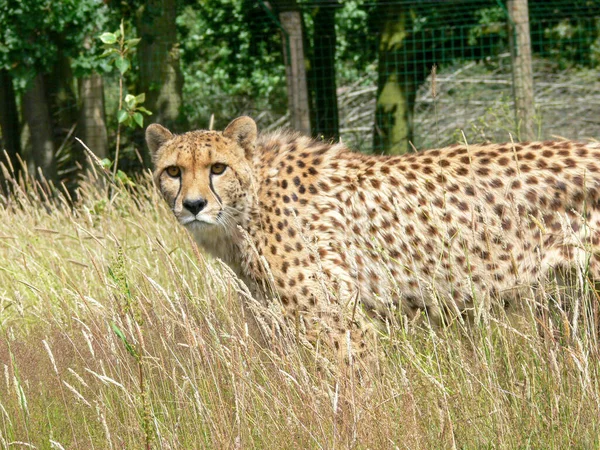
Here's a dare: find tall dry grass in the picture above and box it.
[1,161,600,449]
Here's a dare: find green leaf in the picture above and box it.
[133,112,144,128]
[99,49,118,58]
[100,158,113,169]
[111,322,138,359]
[116,170,136,186]
[117,109,128,123]
[134,93,145,104]
[136,106,153,115]
[126,38,141,48]
[99,32,116,45]
[124,94,136,109]
[115,56,130,75]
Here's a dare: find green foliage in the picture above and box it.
[119,93,151,129]
[1,0,599,175]
[0,0,113,87]
[539,18,600,68]
[111,322,139,359]
[99,22,138,77]
[468,6,507,45]
[177,0,286,129]
[99,20,151,175]
[529,1,600,67]
[321,1,377,85]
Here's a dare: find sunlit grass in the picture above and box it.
[1,164,600,448]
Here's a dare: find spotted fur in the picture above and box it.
[147,116,600,357]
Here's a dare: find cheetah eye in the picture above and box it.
[211,163,227,175]
[165,166,181,178]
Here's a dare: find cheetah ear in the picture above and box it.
[223,116,257,159]
[146,123,173,158]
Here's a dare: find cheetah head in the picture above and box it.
[146,116,257,236]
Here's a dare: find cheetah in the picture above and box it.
[147,116,600,358]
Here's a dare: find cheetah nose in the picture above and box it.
[183,198,207,216]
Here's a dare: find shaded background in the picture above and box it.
[1,0,599,191]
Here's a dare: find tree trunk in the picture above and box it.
[311,3,339,140]
[22,74,57,182]
[279,11,311,135]
[0,69,21,171]
[78,73,108,164]
[137,0,183,131]
[44,50,79,150]
[373,6,417,155]
[270,0,311,135]
[507,0,535,141]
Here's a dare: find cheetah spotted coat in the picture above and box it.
[148,117,600,354]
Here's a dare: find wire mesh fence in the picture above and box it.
[297,0,600,153]
[1,0,599,184]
